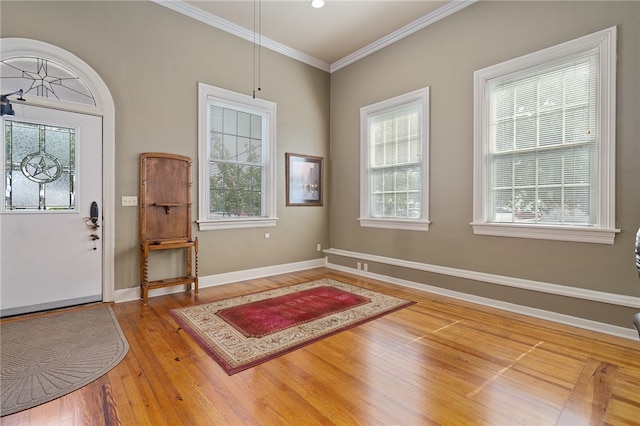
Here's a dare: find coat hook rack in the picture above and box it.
[139,153,198,305]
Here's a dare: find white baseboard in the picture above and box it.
[114,258,327,303]
[113,251,639,341]
[325,259,639,341]
[324,248,640,309]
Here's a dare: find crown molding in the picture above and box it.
[330,0,477,72]
[151,0,330,72]
[152,0,476,74]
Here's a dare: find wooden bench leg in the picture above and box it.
[194,238,199,296]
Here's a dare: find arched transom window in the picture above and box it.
[1,56,95,106]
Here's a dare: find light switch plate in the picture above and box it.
[122,196,138,207]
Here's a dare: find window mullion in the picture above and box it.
[560,70,567,223]
[393,116,398,217]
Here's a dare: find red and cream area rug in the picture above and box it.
[169,278,415,375]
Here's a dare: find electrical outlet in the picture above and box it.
[357,262,362,270]
[363,263,368,271]
[121,196,138,207]
[265,233,270,239]
[316,243,321,251]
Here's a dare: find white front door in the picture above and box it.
[1,105,103,316]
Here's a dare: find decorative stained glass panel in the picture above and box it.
[4,120,76,211]
[1,57,95,106]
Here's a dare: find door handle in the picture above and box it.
[90,201,99,226]
[87,201,100,250]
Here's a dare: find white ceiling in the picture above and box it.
[154,0,475,72]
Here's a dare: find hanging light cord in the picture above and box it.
[253,0,262,99]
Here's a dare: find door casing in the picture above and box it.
[0,38,116,307]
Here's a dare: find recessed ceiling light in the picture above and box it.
[311,0,325,9]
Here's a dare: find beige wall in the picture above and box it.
[329,1,640,328]
[0,1,330,290]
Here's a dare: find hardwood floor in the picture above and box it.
[2,267,639,425]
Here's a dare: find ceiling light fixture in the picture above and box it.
[311,0,325,9]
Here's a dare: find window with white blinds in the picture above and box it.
[473,27,618,244]
[360,87,430,231]
[197,83,277,230]
[489,55,597,226]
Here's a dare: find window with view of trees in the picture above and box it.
[472,27,618,244]
[198,83,277,230]
[359,87,430,231]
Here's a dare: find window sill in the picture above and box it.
[359,218,430,231]
[198,217,278,231]
[471,222,620,244]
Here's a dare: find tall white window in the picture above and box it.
[472,27,618,244]
[360,87,430,231]
[198,83,277,230]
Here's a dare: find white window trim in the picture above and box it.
[472,27,619,244]
[197,82,277,231]
[359,87,431,231]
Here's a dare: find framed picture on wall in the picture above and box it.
[286,153,323,206]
